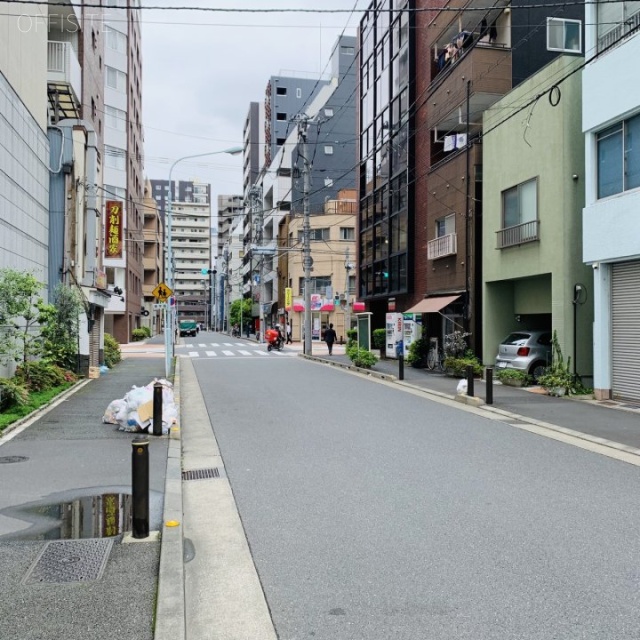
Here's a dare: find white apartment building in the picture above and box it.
[102,0,144,344]
[583,0,640,401]
[172,192,212,325]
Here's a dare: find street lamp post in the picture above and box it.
[164,146,243,377]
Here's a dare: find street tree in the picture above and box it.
[0,269,44,364]
[37,283,84,371]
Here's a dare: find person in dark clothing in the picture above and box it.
[324,323,337,356]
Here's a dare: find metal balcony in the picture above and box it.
[496,220,540,249]
[47,41,81,120]
[427,233,457,260]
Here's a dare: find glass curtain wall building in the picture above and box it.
[358,0,412,313]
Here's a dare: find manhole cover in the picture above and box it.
[0,456,28,464]
[22,538,113,584]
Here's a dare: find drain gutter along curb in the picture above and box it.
[154,358,185,640]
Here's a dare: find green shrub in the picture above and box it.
[141,326,152,338]
[495,368,531,385]
[443,350,483,378]
[104,333,121,368]
[14,361,66,391]
[536,331,575,395]
[0,378,29,410]
[372,328,386,351]
[132,328,147,342]
[407,337,429,368]
[348,347,378,369]
[346,328,357,344]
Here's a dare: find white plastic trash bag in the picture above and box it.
[456,379,468,395]
[102,399,126,424]
[104,378,178,434]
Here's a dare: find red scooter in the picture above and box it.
[265,328,284,351]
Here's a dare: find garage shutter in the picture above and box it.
[611,261,640,402]
[90,309,101,367]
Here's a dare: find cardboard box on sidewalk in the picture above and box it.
[88,366,100,379]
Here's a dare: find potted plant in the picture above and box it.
[443,351,483,378]
[495,368,531,387]
[536,331,574,396]
[441,332,481,378]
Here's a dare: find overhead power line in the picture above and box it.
[3,0,602,12]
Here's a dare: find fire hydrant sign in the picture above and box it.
[152,283,173,302]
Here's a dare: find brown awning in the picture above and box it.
[404,295,461,314]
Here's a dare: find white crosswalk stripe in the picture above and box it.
[188,351,199,358]
[238,350,252,356]
[205,351,217,356]
[222,350,235,356]
[198,343,206,347]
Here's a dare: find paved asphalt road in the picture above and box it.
[193,353,640,640]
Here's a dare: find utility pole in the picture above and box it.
[344,248,353,338]
[223,247,230,333]
[249,184,264,342]
[293,113,313,356]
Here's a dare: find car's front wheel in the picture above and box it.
[529,361,547,382]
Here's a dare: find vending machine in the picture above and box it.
[385,313,404,359]
[402,313,423,357]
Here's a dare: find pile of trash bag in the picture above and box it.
[102,378,177,435]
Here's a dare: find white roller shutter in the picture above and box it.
[611,261,640,402]
[90,309,101,368]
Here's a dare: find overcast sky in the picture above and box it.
[142,1,367,210]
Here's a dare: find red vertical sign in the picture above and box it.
[105,200,123,258]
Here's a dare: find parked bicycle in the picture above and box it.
[426,346,445,371]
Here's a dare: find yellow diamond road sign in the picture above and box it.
[152,283,173,301]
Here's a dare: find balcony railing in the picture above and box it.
[47,41,81,102]
[496,220,540,249]
[428,233,458,260]
[598,9,640,52]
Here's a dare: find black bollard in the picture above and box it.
[131,436,149,539]
[399,353,404,380]
[466,365,474,397]
[486,367,493,405]
[152,381,163,436]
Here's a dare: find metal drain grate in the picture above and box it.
[182,467,221,481]
[23,538,113,585]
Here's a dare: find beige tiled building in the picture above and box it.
[279,189,357,343]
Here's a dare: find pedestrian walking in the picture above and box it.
[286,321,292,344]
[324,323,337,356]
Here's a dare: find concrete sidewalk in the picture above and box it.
[303,350,640,460]
[0,357,169,640]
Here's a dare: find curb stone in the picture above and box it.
[155,357,185,640]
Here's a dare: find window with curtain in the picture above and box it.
[597,113,640,198]
[502,179,537,228]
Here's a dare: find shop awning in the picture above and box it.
[352,301,366,312]
[404,295,461,314]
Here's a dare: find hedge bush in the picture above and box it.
[372,328,386,352]
[104,333,121,368]
[132,328,147,342]
[0,378,29,410]
[15,361,67,391]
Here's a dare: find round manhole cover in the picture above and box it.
[0,456,29,464]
